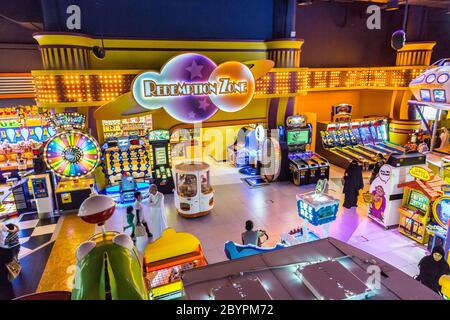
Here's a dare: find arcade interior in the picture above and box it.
[0,0,450,302]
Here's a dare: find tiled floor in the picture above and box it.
[2,158,431,298]
[2,212,59,259]
[103,158,428,278]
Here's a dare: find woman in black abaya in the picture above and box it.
[342,160,364,209]
[417,245,450,294]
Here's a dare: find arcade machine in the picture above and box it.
[317,113,404,170]
[397,166,447,244]
[4,144,50,218]
[316,105,377,170]
[366,153,426,229]
[148,129,174,194]
[143,228,208,300]
[284,115,329,186]
[359,119,404,156]
[44,113,101,213]
[226,126,255,167]
[101,135,150,203]
[281,179,339,245]
[174,161,213,218]
[426,188,450,262]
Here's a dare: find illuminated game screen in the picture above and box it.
[408,190,429,213]
[420,89,431,102]
[287,130,309,146]
[433,90,446,103]
[154,147,167,166]
[117,137,130,152]
[149,130,170,141]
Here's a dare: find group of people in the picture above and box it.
[123,184,168,242]
[341,154,450,296]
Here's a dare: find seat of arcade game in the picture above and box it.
[224,241,287,260]
[143,228,205,272]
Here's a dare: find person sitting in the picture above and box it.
[241,220,268,247]
[416,245,450,294]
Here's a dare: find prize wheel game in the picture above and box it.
[44,130,101,179]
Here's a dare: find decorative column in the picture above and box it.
[389,42,436,145]
[265,39,304,129]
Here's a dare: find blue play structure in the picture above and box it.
[224,241,287,260]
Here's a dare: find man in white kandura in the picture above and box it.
[144,184,168,241]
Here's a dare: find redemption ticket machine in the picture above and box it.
[30,173,54,218]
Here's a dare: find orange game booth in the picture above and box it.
[143,228,207,300]
[397,166,447,244]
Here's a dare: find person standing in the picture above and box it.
[144,184,167,241]
[440,127,449,149]
[123,206,136,241]
[342,160,364,209]
[134,192,152,238]
[416,245,450,294]
[369,153,385,185]
[0,223,16,300]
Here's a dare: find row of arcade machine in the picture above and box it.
[101,129,174,203]
[316,104,404,170]
[227,116,330,187]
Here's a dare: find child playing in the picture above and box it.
[123,206,135,240]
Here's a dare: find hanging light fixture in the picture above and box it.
[390,0,409,50]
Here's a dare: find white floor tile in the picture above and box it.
[31,224,57,237]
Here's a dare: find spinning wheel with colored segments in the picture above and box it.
[44,131,101,179]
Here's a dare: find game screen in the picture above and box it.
[154,147,167,166]
[433,90,446,103]
[408,190,429,213]
[420,89,431,102]
[287,130,309,146]
[149,130,170,141]
[359,126,374,144]
[376,122,388,141]
[117,137,130,152]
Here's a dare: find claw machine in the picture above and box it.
[173,161,214,218]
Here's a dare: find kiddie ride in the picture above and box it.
[72,189,208,300]
[224,179,339,260]
[281,179,340,245]
[73,191,148,299]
